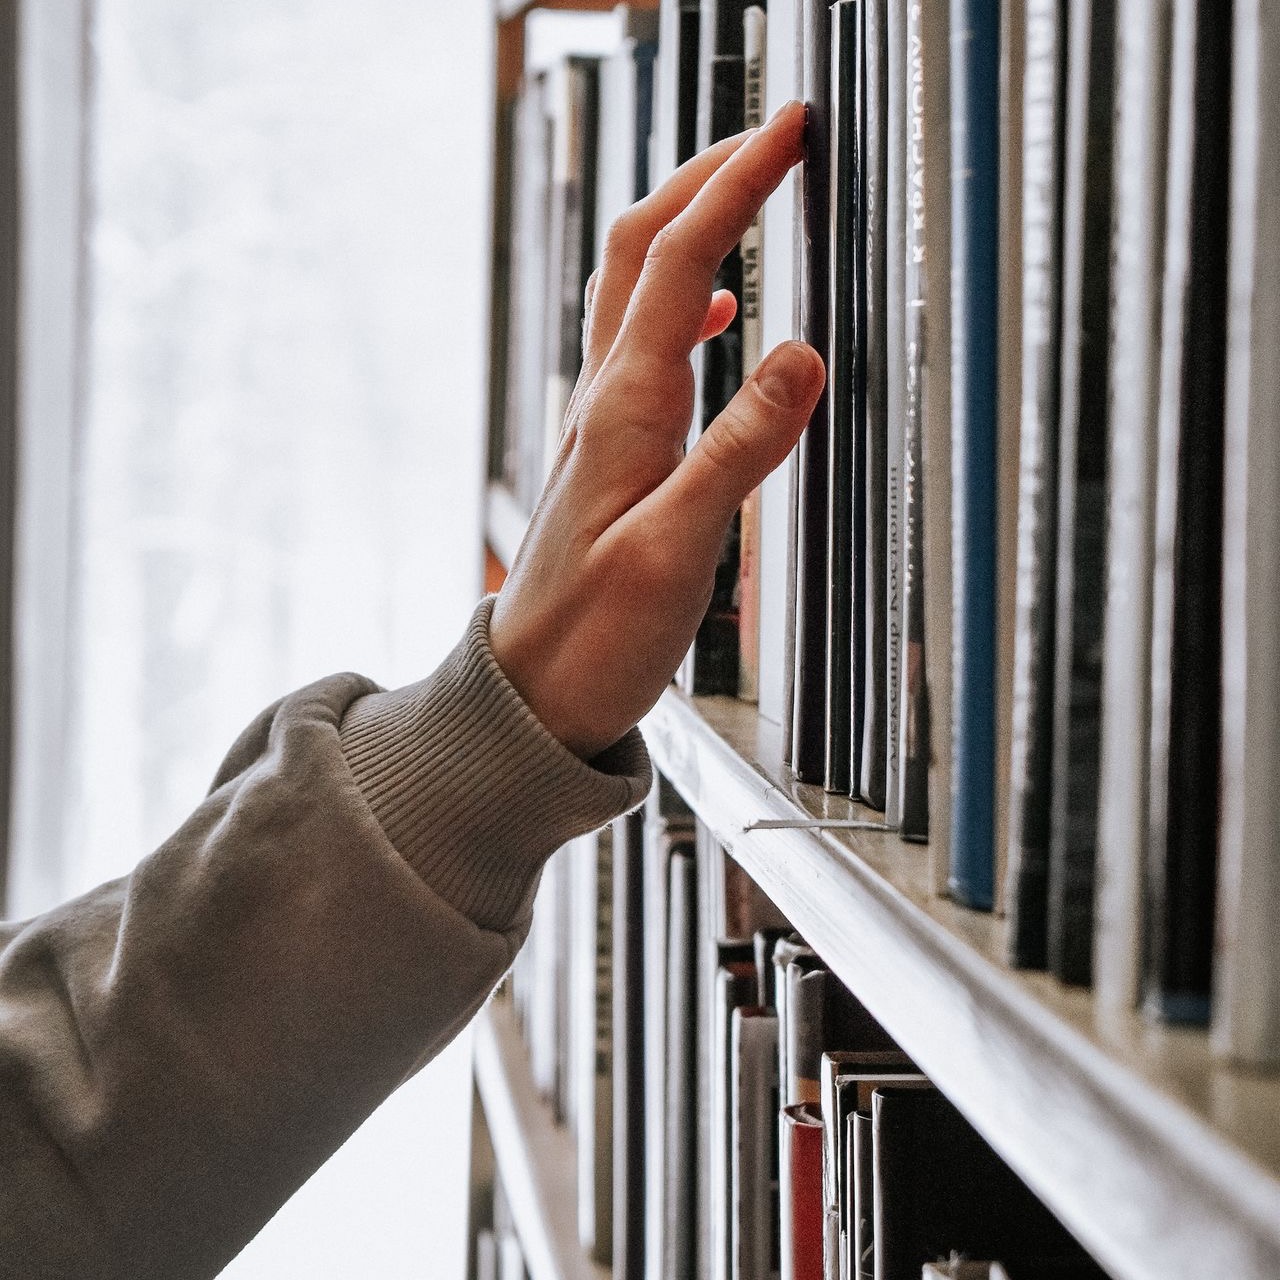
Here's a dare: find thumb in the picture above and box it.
[651,341,825,556]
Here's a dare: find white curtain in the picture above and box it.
[13,0,492,1274]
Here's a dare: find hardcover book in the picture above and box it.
[1045,0,1116,988]
[1006,0,1066,970]
[1213,0,1280,1068]
[1094,0,1174,1013]
[1142,0,1228,1027]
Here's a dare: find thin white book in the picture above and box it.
[1213,0,1280,1067]
[756,0,799,731]
[731,1008,779,1280]
[1093,0,1173,1013]
[883,0,907,826]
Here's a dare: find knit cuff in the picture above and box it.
[338,596,652,932]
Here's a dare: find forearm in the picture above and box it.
[0,598,649,1279]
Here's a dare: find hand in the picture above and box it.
[490,101,825,760]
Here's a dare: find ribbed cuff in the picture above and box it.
[338,596,652,932]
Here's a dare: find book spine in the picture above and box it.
[791,0,834,782]
[663,847,699,1280]
[1142,0,1228,1027]
[1213,0,1280,1067]
[993,0,1026,915]
[1093,0,1173,1012]
[612,819,644,1278]
[1045,0,1115,987]
[898,0,930,842]
[730,1008,780,1280]
[760,0,799,733]
[920,0,954,896]
[947,0,1000,908]
[1006,0,1066,969]
[571,832,612,1264]
[884,0,907,825]
[781,1105,826,1280]
[826,0,861,795]
[739,6,768,704]
[860,0,890,810]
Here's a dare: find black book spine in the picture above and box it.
[860,0,890,810]
[898,0,929,841]
[612,815,646,1280]
[683,52,748,696]
[679,3,703,165]
[791,0,834,783]
[1006,0,1067,969]
[1143,0,1229,1026]
[1045,0,1115,986]
[826,0,862,794]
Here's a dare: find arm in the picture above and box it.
[0,103,822,1279]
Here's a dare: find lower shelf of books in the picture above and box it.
[638,688,1280,1280]
[471,994,612,1280]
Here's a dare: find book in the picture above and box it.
[503,72,554,516]
[1005,0,1066,970]
[542,57,601,512]
[818,1052,923,1280]
[1213,0,1280,1068]
[644,783,697,1280]
[871,1086,1109,1279]
[1142,0,1229,1027]
[993,0,1026,916]
[826,0,864,796]
[1093,0,1174,1013]
[947,0,1000,909]
[681,16,747,697]
[664,845,700,1280]
[1045,0,1116,987]
[848,1110,873,1280]
[860,0,890,811]
[572,830,614,1264]
[884,0,907,826]
[739,3,769,704]
[897,0,930,842]
[612,817,644,1279]
[712,959,761,1280]
[781,1103,826,1280]
[730,1007,780,1280]
[791,0,835,782]
[920,0,954,896]
[759,0,801,734]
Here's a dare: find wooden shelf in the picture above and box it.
[473,995,611,1280]
[640,689,1280,1280]
[496,0,656,22]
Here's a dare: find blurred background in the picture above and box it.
[11,0,494,1274]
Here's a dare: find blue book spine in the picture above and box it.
[947,0,1000,909]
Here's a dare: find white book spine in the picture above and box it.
[1093,0,1172,1013]
[731,1010,780,1280]
[1213,0,1280,1066]
[757,0,799,729]
[884,0,908,827]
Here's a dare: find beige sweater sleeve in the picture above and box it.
[0,596,651,1279]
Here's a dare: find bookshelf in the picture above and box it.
[471,3,1280,1280]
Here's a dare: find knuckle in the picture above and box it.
[603,210,643,267]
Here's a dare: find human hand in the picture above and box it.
[489,101,824,760]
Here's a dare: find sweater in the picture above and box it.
[0,596,651,1278]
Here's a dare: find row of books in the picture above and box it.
[504,783,1109,1280]
[490,0,1280,1066]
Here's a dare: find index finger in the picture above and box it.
[609,100,806,372]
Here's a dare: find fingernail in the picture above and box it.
[756,344,823,409]
[768,100,804,125]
